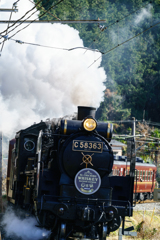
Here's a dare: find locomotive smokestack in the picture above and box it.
[77,106,96,120]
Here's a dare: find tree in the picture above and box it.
[34,0,160,122]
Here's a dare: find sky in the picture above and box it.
[0,0,106,143]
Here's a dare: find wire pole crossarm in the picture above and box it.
[0,8,18,12]
[0,20,106,24]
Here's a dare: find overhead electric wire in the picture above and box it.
[135,141,158,143]
[88,20,160,68]
[6,37,103,54]
[135,120,160,127]
[84,1,152,54]
[0,0,44,38]
[28,0,61,20]
[2,8,40,35]
[8,0,64,40]
[136,151,159,155]
[0,7,40,45]
[112,119,160,128]
[144,121,160,127]
[0,0,51,43]
[0,0,64,47]
[0,3,14,55]
[14,0,21,3]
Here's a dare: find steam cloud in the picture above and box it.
[2,207,51,240]
[110,4,153,44]
[134,4,152,24]
[0,0,106,143]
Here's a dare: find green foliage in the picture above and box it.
[34,0,160,122]
[96,89,131,120]
[136,220,144,232]
[151,128,160,138]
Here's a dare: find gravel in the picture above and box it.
[133,202,160,211]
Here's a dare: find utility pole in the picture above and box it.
[132,117,136,137]
[0,132,2,212]
[155,139,159,166]
[129,117,136,177]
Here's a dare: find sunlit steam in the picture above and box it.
[134,4,152,24]
[110,4,153,44]
[2,207,51,240]
[0,1,106,147]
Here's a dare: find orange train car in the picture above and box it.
[112,156,157,201]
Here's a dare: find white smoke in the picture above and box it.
[110,4,153,44]
[0,0,106,143]
[2,207,51,240]
[134,4,152,24]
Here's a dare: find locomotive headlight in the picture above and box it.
[83,118,97,131]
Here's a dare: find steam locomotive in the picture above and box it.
[7,106,135,239]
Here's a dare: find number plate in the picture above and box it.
[72,140,103,153]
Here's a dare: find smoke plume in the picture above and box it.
[0,0,106,145]
[2,207,51,240]
[110,4,153,44]
[134,4,152,25]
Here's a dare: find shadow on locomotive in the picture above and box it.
[7,106,135,239]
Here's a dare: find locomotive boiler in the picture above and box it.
[7,106,135,239]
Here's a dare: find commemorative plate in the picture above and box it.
[74,168,101,195]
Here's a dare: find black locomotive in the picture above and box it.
[7,106,135,239]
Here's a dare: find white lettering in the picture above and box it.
[74,141,78,148]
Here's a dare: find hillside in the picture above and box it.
[34,0,160,122]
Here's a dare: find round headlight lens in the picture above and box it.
[83,118,97,131]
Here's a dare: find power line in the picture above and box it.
[0,0,104,53]
[0,20,106,24]
[135,120,160,128]
[84,1,152,54]
[136,151,159,155]
[28,0,61,21]
[0,0,64,46]
[0,0,43,38]
[144,121,160,127]
[0,2,15,56]
[0,36,103,54]
[14,0,21,4]
[8,0,64,39]
[111,119,160,128]
[0,8,42,40]
[88,20,160,68]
